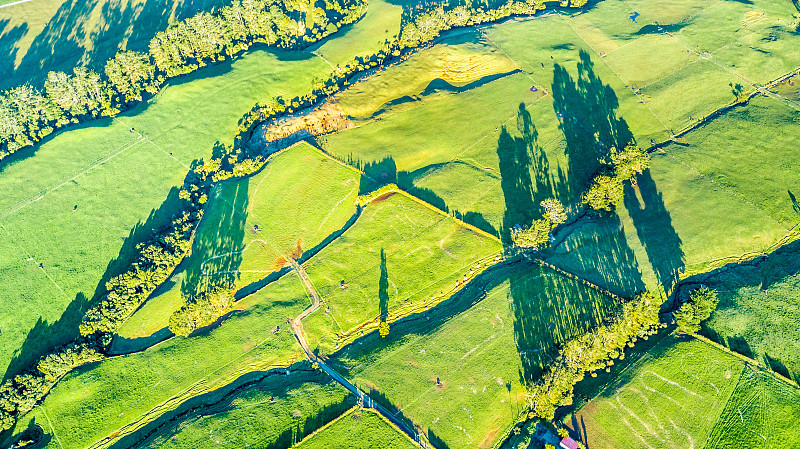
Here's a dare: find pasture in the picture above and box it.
[565,335,744,449]
[299,191,502,354]
[116,143,360,340]
[0,0,228,89]
[150,375,354,449]
[0,0,401,380]
[295,408,419,449]
[697,242,800,383]
[704,371,800,449]
[334,261,618,449]
[15,272,309,448]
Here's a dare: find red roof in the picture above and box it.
[560,437,579,449]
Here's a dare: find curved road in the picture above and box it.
[288,259,428,448]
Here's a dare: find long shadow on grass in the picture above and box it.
[623,170,685,295]
[180,172,248,298]
[3,184,184,381]
[1,0,228,89]
[551,49,633,195]
[673,239,800,382]
[347,154,499,236]
[106,365,357,449]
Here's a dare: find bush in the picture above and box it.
[674,287,719,334]
[169,288,235,337]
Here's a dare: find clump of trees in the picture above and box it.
[527,292,662,420]
[169,288,235,336]
[673,287,718,334]
[0,0,366,162]
[582,144,650,211]
[511,199,566,250]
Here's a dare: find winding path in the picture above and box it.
[288,258,428,448]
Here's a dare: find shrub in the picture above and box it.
[169,288,235,337]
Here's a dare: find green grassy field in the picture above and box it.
[333,261,618,449]
[704,371,800,449]
[566,335,745,449]
[295,408,419,449]
[149,375,354,449]
[15,272,309,449]
[300,191,502,354]
[0,0,228,89]
[701,266,800,383]
[116,143,360,340]
[0,0,402,380]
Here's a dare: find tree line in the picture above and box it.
[0,0,589,433]
[0,0,366,162]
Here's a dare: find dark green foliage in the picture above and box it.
[0,85,65,158]
[44,67,117,119]
[528,292,662,420]
[674,287,719,334]
[582,145,649,211]
[169,288,235,337]
[104,50,161,103]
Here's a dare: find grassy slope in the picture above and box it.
[26,272,309,449]
[300,192,502,354]
[116,143,360,340]
[295,408,419,449]
[335,262,618,449]
[0,0,402,380]
[0,0,228,89]
[154,378,353,449]
[567,335,744,449]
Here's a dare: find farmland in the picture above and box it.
[295,408,419,449]
[1,0,800,446]
[565,335,744,449]
[0,0,402,380]
[333,261,619,449]
[116,143,360,341]
[301,191,502,354]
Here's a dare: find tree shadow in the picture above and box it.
[551,49,632,193]
[674,239,800,382]
[0,18,27,81]
[180,171,249,298]
[1,0,228,89]
[107,366,356,449]
[378,248,389,322]
[623,170,685,295]
[428,428,451,449]
[510,262,620,386]
[544,214,646,299]
[2,183,184,381]
[788,189,800,215]
[349,154,498,236]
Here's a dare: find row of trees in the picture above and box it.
[582,144,650,211]
[0,0,366,162]
[527,292,662,420]
[169,288,235,337]
[510,198,567,250]
[1,0,588,432]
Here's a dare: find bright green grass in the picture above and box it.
[337,28,518,118]
[117,143,360,340]
[704,371,800,449]
[664,95,800,229]
[295,408,419,449]
[18,272,309,449]
[703,271,800,382]
[301,192,502,354]
[0,49,330,378]
[334,262,618,449]
[567,335,744,449]
[0,0,228,89]
[150,376,354,449]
